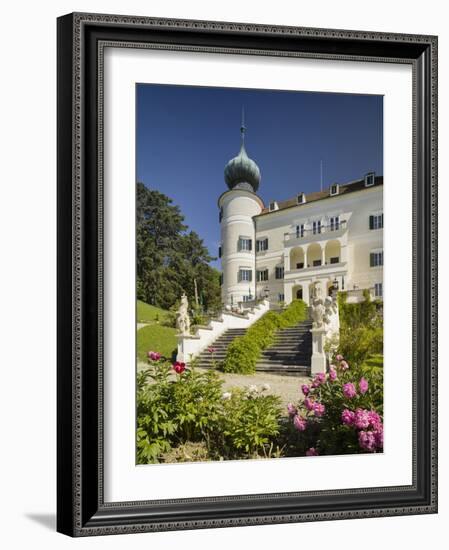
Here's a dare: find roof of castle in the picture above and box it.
[256,175,383,216]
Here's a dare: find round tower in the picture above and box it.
[219,116,263,307]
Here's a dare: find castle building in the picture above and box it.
[218,122,383,307]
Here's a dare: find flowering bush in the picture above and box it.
[137,352,283,463]
[285,355,383,456]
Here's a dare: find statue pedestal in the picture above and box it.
[310,327,327,374]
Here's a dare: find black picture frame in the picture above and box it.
[57,12,438,537]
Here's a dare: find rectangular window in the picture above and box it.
[275,266,284,279]
[256,269,268,282]
[313,220,322,235]
[242,295,252,303]
[374,282,383,298]
[256,238,269,252]
[330,216,340,231]
[296,224,304,238]
[218,245,222,258]
[369,213,384,230]
[330,256,340,264]
[219,207,223,222]
[296,262,304,269]
[238,268,252,282]
[370,251,384,267]
[313,259,322,267]
[237,237,252,252]
[278,293,285,302]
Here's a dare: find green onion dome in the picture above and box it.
[224,118,261,193]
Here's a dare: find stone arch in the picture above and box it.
[307,243,322,267]
[325,239,341,265]
[290,247,305,270]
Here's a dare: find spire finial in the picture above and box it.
[240,106,246,145]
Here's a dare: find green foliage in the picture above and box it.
[223,300,308,374]
[137,324,177,362]
[219,389,282,458]
[337,292,383,368]
[137,360,284,463]
[136,182,221,312]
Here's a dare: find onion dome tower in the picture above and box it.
[218,111,264,306]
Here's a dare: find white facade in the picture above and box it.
[219,177,383,306]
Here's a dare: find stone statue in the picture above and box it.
[311,284,326,329]
[176,293,191,335]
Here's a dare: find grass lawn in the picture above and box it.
[137,323,178,362]
[137,300,169,323]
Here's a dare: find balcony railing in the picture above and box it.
[285,220,347,243]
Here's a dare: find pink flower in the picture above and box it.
[358,430,377,452]
[304,397,314,411]
[359,377,369,394]
[339,360,349,371]
[293,415,307,431]
[341,408,355,425]
[287,402,298,417]
[311,373,326,388]
[301,384,310,396]
[336,354,344,361]
[313,402,326,417]
[147,350,161,361]
[354,408,371,429]
[329,367,337,381]
[208,347,216,354]
[306,448,319,456]
[343,382,357,399]
[368,410,382,430]
[172,361,186,374]
[374,428,384,449]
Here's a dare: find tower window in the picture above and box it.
[237,237,252,252]
[218,245,222,258]
[269,201,278,211]
[219,207,223,222]
[365,172,375,187]
[238,268,252,282]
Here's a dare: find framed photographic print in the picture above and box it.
[57,12,438,536]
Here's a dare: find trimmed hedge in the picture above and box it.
[223,300,308,374]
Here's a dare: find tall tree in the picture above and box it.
[136,182,221,312]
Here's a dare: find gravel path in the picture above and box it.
[138,361,310,413]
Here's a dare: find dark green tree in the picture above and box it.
[136,182,221,312]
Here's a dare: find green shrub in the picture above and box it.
[137,358,284,463]
[217,388,283,458]
[223,300,308,374]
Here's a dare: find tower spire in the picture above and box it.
[240,106,246,146]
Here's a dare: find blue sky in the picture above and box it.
[136,84,383,267]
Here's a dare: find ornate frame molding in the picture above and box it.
[57,12,437,536]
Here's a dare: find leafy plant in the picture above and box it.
[223,300,308,374]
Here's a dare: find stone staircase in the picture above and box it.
[195,319,312,375]
[256,319,312,375]
[195,328,248,368]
